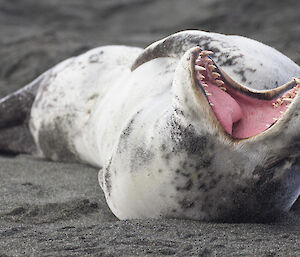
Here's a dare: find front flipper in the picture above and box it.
[0,71,50,154]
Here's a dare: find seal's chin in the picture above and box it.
[192,50,300,139]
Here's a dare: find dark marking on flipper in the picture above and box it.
[0,71,50,154]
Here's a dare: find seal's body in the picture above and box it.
[30,46,144,166]
[1,31,300,221]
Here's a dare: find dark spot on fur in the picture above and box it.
[163,153,170,162]
[38,116,77,161]
[253,156,289,186]
[198,183,208,192]
[169,114,211,155]
[227,66,257,84]
[219,53,243,67]
[195,157,212,170]
[176,179,193,191]
[104,171,112,196]
[174,108,184,116]
[88,93,99,100]
[179,198,194,209]
[120,111,140,139]
[181,161,188,169]
[135,147,154,163]
[130,147,154,171]
[89,54,100,63]
[185,134,207,155]
[181,171,191,177]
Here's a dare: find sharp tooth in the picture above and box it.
[198,74,205,80]
[216,80,224,86]
[276,99,283,104]
[220,87,227,91]
[202,83,208,87]
[210,103,214,106]
[273,118,278,121]
[195,65,206,71]
[272,103,278,108]
[266,124,270,127]
[280,111,284,114]
[208,64,216,71]
[205,90,212,96]
[288,92,296,98]
[212,72,220,79]
[200,50,214,56]
[282,98,293,102]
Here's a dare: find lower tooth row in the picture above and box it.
[271,83,300,125]
[273,86,300,108]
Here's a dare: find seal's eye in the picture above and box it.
[193,51,300,139]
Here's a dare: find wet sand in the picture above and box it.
[0,0,299,256]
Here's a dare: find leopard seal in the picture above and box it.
[0,30,300,222]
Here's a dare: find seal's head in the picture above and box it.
[163,46,300,222]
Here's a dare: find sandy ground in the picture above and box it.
[0,0,299,256]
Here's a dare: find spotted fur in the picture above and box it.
[25,31,300,221]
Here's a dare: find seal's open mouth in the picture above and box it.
[192,50,300,139]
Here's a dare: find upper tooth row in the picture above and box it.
[212,72,220,79]
[200,50,214,56]
[195,64,226,92]
[195,57,226,92]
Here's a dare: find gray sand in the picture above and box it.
[0,155,299,256]
[0,0,299,256]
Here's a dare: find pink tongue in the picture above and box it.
[207,83,242,135]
